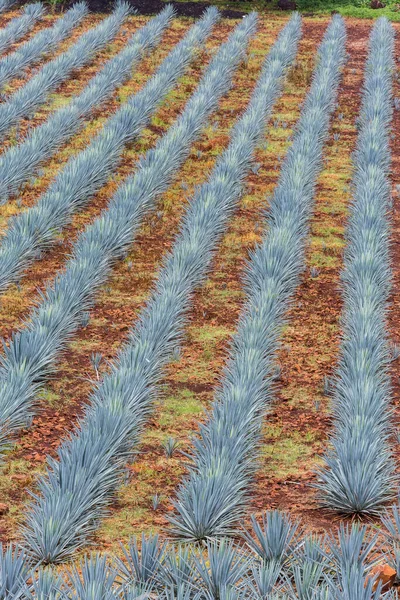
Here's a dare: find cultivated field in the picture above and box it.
[0,0,399,596]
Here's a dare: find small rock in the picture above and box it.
[0,503,9,516]
[370,564,396,592]
[277,0,297,10]
[370,0,386,8]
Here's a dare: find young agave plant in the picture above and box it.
[90,352,103,379]
[163,437,180,458]
[66,554,120,600]
[288,560,326,600]
[152,493,161,511]
[241,560,282,599]
[326,523,378,578]
[25,568,67,600]
[327,563,383,600]
[156,544,198,593]
[381,504,400,580]
[0,543,32,600]
[192,539,250,600]
[117,535,166,588]
[242,511,300,568]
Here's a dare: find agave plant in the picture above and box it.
[163,436,180,458]
[25,568,67,600]
[0,3,43,56]
[242,511,300,568]
[381,504,400,579]
[19,11,260,563]
[0,0,15,11]
[192,539,251,599]
[65,554,120,600]
[0,4,173,196]
[170,14,346,542]
[0,2,87,90]
[327,523,378,577]
[0,543,32,600]
[316,17,396,515]
[117,535,166,587]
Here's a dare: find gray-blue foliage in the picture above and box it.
[0,0,15,13]
[0,7,222,466]
[0,5,216,295]
[1,519,392,599]
[0,543,31,599]
[0,2,131,142]
[316,17,396,515]
[0,4,172,199]
[169,14,346,542]
[19,13,302,564]
[0,2,87,89]
[0,3,43,56]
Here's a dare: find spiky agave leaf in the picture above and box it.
[381,504,400,576]
[0,543,32,599]
[192,539,251,599]
[66,554,120,600]
[327,563,382,600]
[0,0,16,12]
[117,535,165,586]
[288,561,326,600]
[242,511,300,567]
[156,543,199,592]
[326,523,378,577]
[240,559,282,599]
[24,567,67,600]
[161,583,200,600]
